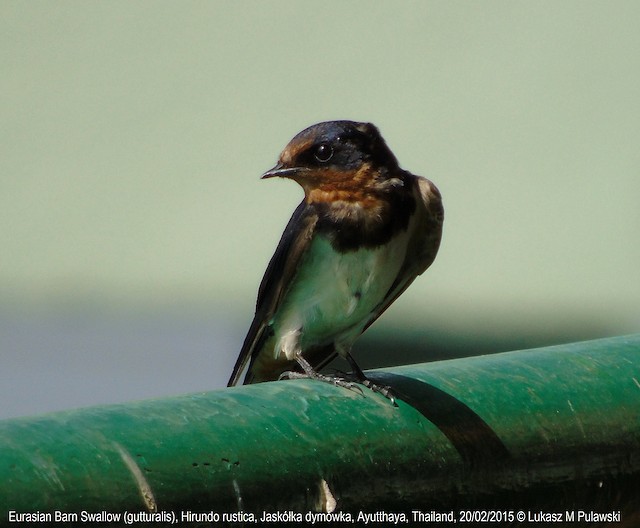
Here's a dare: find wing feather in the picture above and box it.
[363,175,444,333]
[227,202,318,386]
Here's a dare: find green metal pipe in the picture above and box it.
[1,334,639,524]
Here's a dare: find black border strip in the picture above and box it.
[368,372,511,469]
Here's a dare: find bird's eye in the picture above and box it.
[313,143,333,163]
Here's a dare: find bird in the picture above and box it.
[227,120,443,395]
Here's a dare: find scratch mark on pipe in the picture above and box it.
[632,377,640,390]
[114,443,157,512]
[567,400,586,438]
[30,454,65,491]
[232,479,244,511]
[317,479,337,513]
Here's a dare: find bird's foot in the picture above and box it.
[326,368,396,405]
[280,355,396,404]
[279,369,364,396]
[360,378,397,407]
[344,353,398,406]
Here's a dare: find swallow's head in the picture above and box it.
[261,121,402,200]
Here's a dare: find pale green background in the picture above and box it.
[2,2,639,417]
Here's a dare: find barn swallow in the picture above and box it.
[227,120,444,396]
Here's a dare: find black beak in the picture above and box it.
[261,162,310,179]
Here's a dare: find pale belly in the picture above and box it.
[270,233,408,361]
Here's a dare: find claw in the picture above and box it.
[361,379,398,407]
[344,352,398,406]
